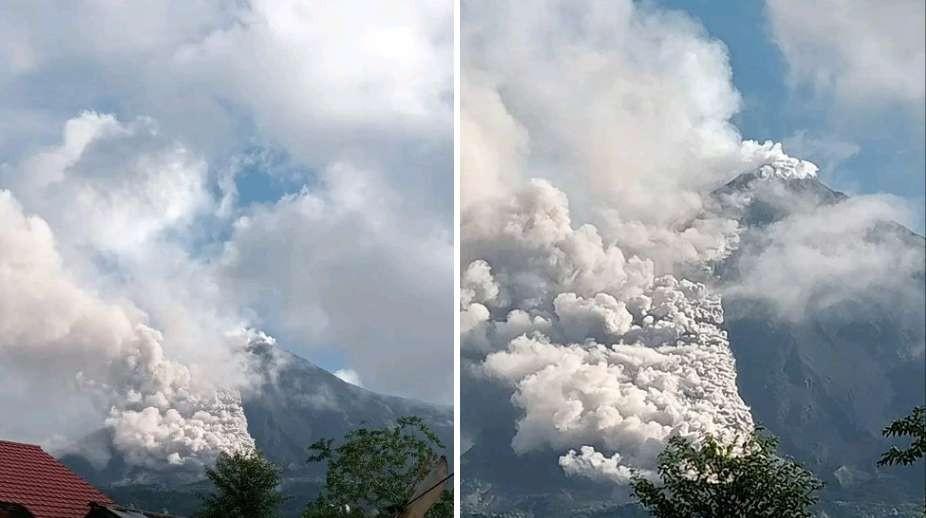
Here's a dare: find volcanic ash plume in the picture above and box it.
[91,324,255,470]
[462,179,754,484]
[0,190,254,471]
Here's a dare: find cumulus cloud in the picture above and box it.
[0,0,452,470]
[0,0,450,170]
[218,163,452,401]
[2,111,212,254]
[767,0,925,108]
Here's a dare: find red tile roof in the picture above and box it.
[0,440,113,518]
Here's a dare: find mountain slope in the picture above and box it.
[711,171,926,511]
[62,341,452,516]
[460,169,925,517]
[242,341,453,472]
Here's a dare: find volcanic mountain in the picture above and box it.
[61,341,453,516]
[711,168,925,516]
[460,167,925,517]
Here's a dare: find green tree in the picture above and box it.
[196,449,286,518]
[423,487,453,518]
[877,406,925,517]
[878,406,925,467]
[631,430,823,518]
[303,416,452,518]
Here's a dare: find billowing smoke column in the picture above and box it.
[456,0,857,486]
[93,324,255,470]
[461,179,755,483]
[0,190,254,471]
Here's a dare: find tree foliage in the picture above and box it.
[424,486,453,518]
[196,449,286,518]
[303,416,451,518]
[878,406,925,467]
[631,430,823,518]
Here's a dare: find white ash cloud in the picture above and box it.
[0,0,452,474]
[554,293,634,342]
[462,0,922,490]
[457,0,879,487]
[461,0,820,277]
[95,325,255,471]
[461,0,812,225]
[0,105,451,469]
[0,191,254,471]
[462,180,754,484]
[0,110,253,381]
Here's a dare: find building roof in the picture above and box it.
[0,440,113,518]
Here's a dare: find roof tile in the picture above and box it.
[0,440,113,518]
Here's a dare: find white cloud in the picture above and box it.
[0,0,452,467]
[3,111,212,254]
[767,0,925,108]
[0,191,254,471]
[726,195,925,320]
[0,0,451,168]
[334,369,364,387]
[462,0,757,222]
[167,0,451,170]
[218,163,452,401]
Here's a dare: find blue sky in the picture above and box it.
[659,0,925,230]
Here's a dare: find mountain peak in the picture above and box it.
[740,140,818,180]
[710,155,844,229]
[755,154,818,180]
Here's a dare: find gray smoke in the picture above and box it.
[459,0,890,486]
[0,190,254,470]
[461,179,755,483]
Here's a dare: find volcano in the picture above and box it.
[60,341,453,516]
[460,168,925,518]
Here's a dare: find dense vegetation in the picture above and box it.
[630,430,822,518]
[303,415,451,517]
[196,449,287,518]
[194,415,451,517]
[191,408,926,517]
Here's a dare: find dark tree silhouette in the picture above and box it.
[631,430,822,518]
[196,449,286,518]
[878,406,925,467]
